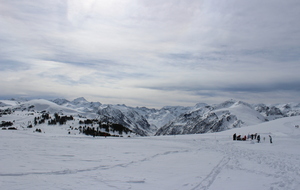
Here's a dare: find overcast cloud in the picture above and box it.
[1,0,300,108]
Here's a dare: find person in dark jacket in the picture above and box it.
[257,135,260,143]
[233,133,236,140]
[269,135,272,143]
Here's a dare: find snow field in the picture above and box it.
[1,116,300,190]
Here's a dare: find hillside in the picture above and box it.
[0,99,137,137]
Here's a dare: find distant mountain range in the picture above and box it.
[1,97,300,136]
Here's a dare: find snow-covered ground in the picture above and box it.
[1,116,300,190]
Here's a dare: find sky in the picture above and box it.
[1,0,300,108]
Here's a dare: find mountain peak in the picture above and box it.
[194,103,209,108]
[72,97,88,103]
[213,99,237,109]
[52,98,70,105]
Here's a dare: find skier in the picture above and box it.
[257,135,260,143]
[233,133,236,141]
[269,135,272,143]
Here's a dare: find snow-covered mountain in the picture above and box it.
[1,98,300,136]
[52,98,70,105]
[254,102,300,120]
[97,104,154,136]
[155,100,265,135]
[135,105,191,131]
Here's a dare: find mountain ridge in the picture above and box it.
[1,97,300,136]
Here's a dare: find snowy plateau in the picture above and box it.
[1,98,300,190]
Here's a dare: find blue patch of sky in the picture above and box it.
[272,47,300,62]
[93,70,153,82]
[160,50,238,69]
[193,91,220,98]
[220,81,300,93]
[9,1,66,20]
[52,75,81,86]
[44,53,123,70]
[135,84,195,92]
[162,47,300,67]
[163,53,194,60]
[44,52,153,80]
[238,47,300,62]
[0,94,62,101]
[136,77,300,95]
[0,59,30,71]
[162,52,223,62]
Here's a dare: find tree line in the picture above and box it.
[78,119,133,137]
[32,113,132,137]
[48,113,74,125]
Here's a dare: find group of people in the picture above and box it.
[233,133,272,143]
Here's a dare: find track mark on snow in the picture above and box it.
[191,156,230,190]
[0,149,190,177]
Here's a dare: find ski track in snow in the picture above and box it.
[191,155,231,190]
[222,145,300,190]
[0,146,189,178]
[190,139,300,190]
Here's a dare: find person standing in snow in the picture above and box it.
[233,133,236,140]
[257,135,260,143]
[269,135,272,143]
[242,135,247,141]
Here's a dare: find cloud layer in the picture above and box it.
[1,0,300,107]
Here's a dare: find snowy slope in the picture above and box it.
[0,100,21,108]
[215,100,265,126]
[63,97,102,113]
[0,116,300,190]
[155,100,266,135]
[19,99,79,114]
